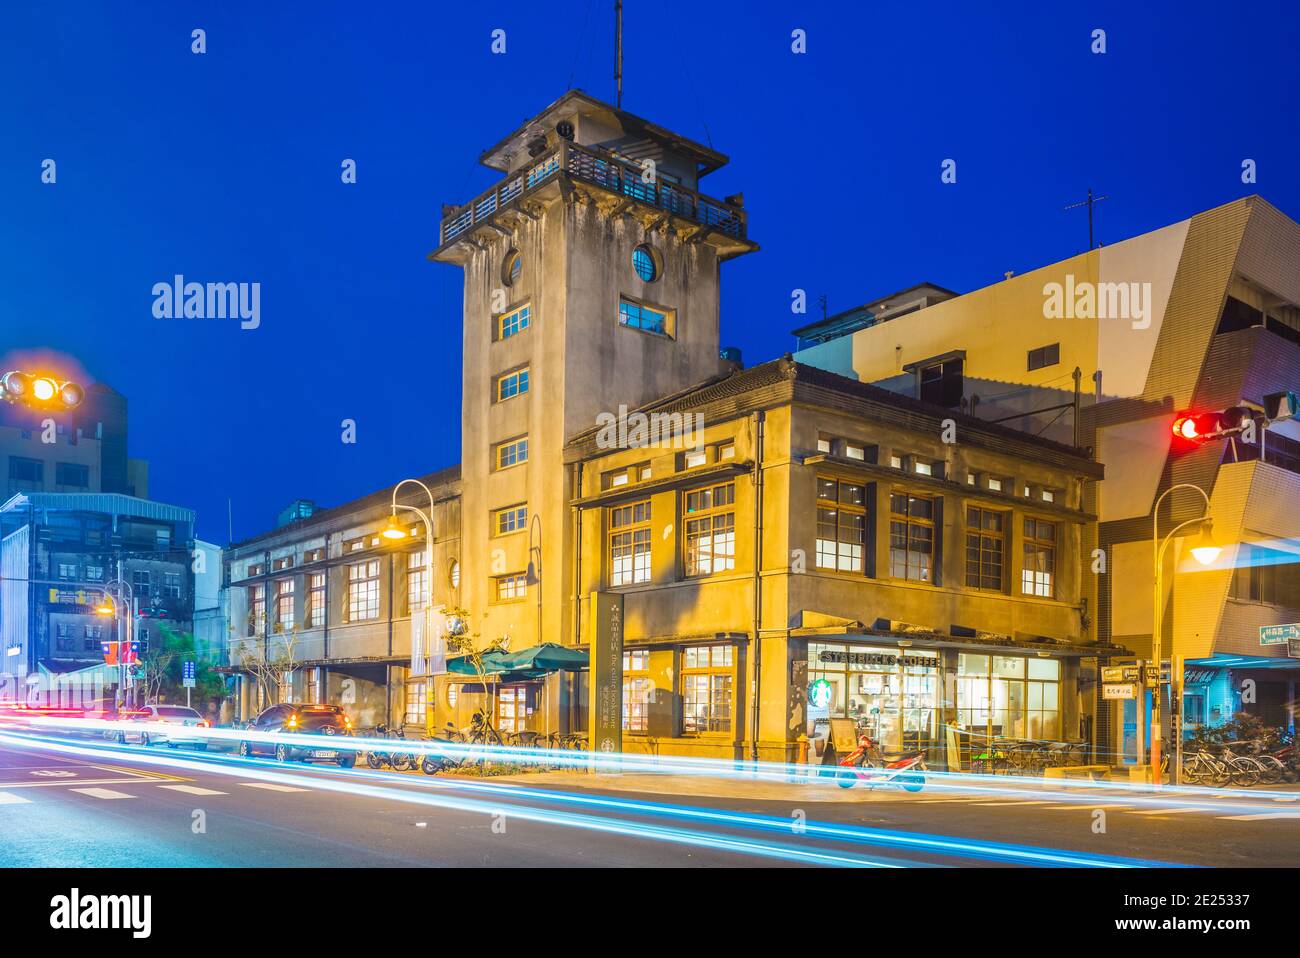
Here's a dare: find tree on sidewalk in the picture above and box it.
[443,606,509,743]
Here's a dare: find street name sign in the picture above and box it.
[1102,682,1138,701]
[1260,624,1300,646]
[182,661,196,689]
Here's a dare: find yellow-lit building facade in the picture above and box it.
[795,196,1300,759]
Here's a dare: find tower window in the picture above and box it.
[632,245,658,282]
[619,297,675,339]
[1027,343,1060,371]
[502,250,522,287]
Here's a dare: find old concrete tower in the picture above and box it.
[431,90,755,681]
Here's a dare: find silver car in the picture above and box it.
[122,704,211,749]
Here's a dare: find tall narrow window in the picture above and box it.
[247,584,265,636]
[815,477,866,573]
[609,501,652,586]
[623,649,652,732]
[684,482,736,577]
[347,560,380,621]
[274,579,295,631]
[407,551,428,613]
[965,507,1006,590]
[306,572,326,628]
[682,645,733,733]
[889,493,935,582]
[1022,518,1057,597]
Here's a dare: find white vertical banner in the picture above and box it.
[411,608,425,675]
[427,608,447,675]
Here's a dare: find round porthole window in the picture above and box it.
[632,244,658,282]
[449,560,461,589]
[503,250,522,287]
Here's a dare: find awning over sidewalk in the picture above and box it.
[446,642,589,682]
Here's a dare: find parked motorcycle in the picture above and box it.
[835,733,927,792]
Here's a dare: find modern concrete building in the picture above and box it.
[794,196,1300,759]
[1,380,148,501]
[0,491,196,706]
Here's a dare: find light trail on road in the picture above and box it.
[0,728,1175,867]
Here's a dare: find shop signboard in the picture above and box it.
[590,591,624,759]
[1102,682,1138,701]
[1102,665,1139,684]
[1290,638,1300,659]
[1260,624,1300,646]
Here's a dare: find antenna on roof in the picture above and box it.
[614,0,623,108]
[818,294,828,321]
[1064,188,1109,250]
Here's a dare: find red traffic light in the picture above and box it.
[1172,413,1223,442]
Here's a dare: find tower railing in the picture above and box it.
[438,141,746,247]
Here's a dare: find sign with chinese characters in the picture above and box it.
[182,661,196,689]
[590,592,625,761]
[1102,682,1138,701]
[1102,665,1140,683]
[1260,624,1300,646]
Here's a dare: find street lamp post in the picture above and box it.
[95,578,136,710]
[382,479,437,732]
[1151,483,1221,786]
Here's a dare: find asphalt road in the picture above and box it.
[1,731,1298,868]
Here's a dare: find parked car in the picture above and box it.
[238,704,357,768]
[121,704,211,749]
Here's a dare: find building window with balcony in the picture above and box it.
[623,649,652,732]
[494,504,528,536]
[965,506,1006,591]
[816,477,867,573]
[497,303,531,340]
[684,482,735,577]
[495,436,529,470]
[495,367,530,402]
[618,297,675,339]
[682,645,733,734]
[305,572,326,628]
[609,501,651,586]
[890,493,935,582]
[247,584,266,636]
[407,551,428,613]
[1021,518,1056,598]
[347,560,380,622]
[274,578,295,631]
[494,572,527,602]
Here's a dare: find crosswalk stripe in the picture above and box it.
[157,784,227,796]
[0,792,32,805]
[70,788,135,800]
[1043,803,1133,810]
[1217,812,1300,821]
[1127,807,1212,816]
[239,782,309,793]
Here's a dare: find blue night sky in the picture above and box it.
[2,1,1297,543]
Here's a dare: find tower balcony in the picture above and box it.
[433,140,753,260]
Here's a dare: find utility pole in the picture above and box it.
[614,0,623,108]
[1064,188,1109,250]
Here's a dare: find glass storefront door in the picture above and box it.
[807,643,939,754]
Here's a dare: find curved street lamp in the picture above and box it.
[382,478,439,731]
[1151,483,1220,786]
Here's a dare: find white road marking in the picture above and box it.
[69,787,135,800]
[1218,812,1300,821]
[0,792,32,805]
[0,778,148,790]
[239,782,309,793]
[157,784,227,796]
[1127,807,1212,816]
[1044,803,1133,810]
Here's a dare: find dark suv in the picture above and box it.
[238,704,357,768]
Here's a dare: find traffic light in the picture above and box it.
[1171,406,1258,444]
[1,370,84,409]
